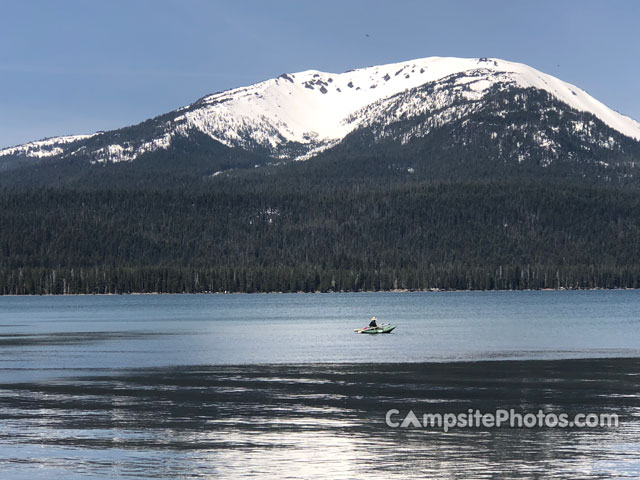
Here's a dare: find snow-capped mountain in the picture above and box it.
[2,56,640,171]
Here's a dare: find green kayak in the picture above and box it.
[354,323,396,334]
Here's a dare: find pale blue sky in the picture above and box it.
[1,0,638,148]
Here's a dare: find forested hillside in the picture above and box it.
[2,176,640,294]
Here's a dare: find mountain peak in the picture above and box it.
[2,56,640,168]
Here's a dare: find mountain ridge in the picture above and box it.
[2,56,640,172]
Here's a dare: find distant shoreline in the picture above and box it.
[3,287,640,297]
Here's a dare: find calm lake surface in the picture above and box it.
[1,291,640,478]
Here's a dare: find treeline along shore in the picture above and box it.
[3,176,640,295]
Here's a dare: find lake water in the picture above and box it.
[1,291,640,478]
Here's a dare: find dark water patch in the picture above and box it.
[1,358,640,477]
[0,331,174,347]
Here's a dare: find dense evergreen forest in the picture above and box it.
[2,172,640,294]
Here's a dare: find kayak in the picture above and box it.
[354,323,396,334]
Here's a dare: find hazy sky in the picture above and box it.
[1,0,638,147]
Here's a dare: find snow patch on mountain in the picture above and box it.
[89,132,174,164]
[0,134,98,159]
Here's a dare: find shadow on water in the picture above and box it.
[1,358,640,478]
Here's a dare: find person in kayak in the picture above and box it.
[369,316,378,328]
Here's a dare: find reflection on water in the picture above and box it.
[0,330,168,347]
[1,359,640,479]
